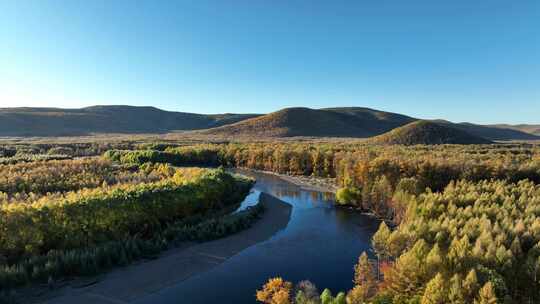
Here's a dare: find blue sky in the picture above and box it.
[0,1,538,124]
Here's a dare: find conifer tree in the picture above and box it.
[346,285,368,304]
[321,289,334,304]
[475,282,498,304]
[421,273,447,304]
[380,239,430,296]
[448,274,466,304]
[426,244,444,275]
[372,222,391,259]
[463,269,480,301]
[334,292,346,304]
[353,251,377,299]
[386,230,408,258]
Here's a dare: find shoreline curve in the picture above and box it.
[32,192,292,304]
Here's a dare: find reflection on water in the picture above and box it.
[234,189,261,212]
[137,169,380,304]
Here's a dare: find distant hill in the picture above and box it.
[0,106,260,136]
[0,105,537,141]
[370,120,493,145]
[488,124,540,137]
[201,106,537,140]
[433,120,540,141]
[200,107,416,138]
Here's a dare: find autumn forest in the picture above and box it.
[0,140,538,303]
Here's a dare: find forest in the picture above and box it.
[3,1,537,302]
[0,140,539,303]
[105,142,540,220]
[0,155,258,297]
[103,141,540,303]
[256,179,540,304]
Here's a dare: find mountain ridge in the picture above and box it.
[0,106,260,136]
[488,124,540,136]
[0,105,537,141]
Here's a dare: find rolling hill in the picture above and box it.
[200,107,416,138]
[434,121,540,141]
[0,105,537,141]
[201,107,538,141]
[370,120,493,145]
[488,124,540,136]
[0,106,260,136]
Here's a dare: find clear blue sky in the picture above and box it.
[1,1,538,124]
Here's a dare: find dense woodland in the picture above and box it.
[1,140,539,303]
[0,155,257,297]
[103,142,540,303]
[106,142,540,220]
[0,158,168,199]
[256,179,540,304]
[214,143,538,304]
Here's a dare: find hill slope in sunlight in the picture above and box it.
[200,107,416,138]
[0,105,536,141]
[370,120,493,145]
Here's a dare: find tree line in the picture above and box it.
[106,142,540,222]
[0,158,174,200]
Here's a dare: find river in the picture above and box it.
[136,169,380,304]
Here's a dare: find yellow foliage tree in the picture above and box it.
[256,277,293,304]
[474,282,498,304]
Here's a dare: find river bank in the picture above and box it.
[237,168,337,193]
[22,193,291,304]
[134,169,380,304]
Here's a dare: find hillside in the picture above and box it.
[370,120,493,145]
[434,121,540,141]
[0,106,260,136]
[0,105,537,140]
[488,124,540,136]
[200,107,416,138]
[201,106,536,140]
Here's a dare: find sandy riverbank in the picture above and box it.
[236,168,337,193]
[278,174,337,193]
[26,193,291,304]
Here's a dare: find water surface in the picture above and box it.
[137,169,380,303]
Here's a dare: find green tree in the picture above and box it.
[334,292,346,304]
[321,289,334,304]
[320,289,346,304]
[336,187,361,206]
